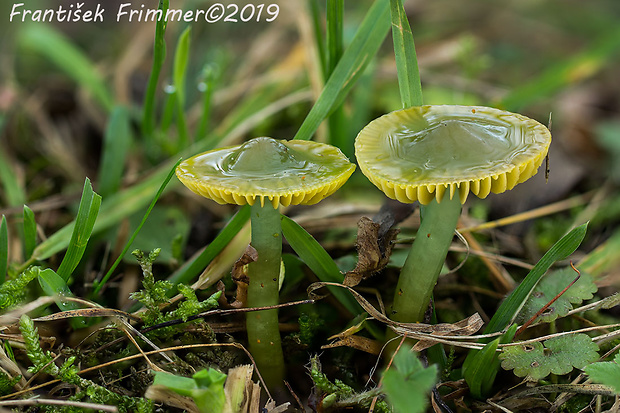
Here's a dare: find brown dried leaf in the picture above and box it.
[343,217,399,287]
[321,335,382,355]
[227,245,257,308]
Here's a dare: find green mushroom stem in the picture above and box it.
[391,195,461,323]
[246,201,285,389]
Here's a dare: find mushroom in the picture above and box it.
[354,105,551,323]
[176,137,355,388]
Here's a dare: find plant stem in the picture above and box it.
[391,195,461,323]
[246,202,285,389]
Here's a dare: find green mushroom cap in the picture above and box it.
[176,137,356,208]
[355,105,551,204]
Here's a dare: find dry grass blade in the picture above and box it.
[0,398,118,412]
[308,282,485,349]
[459,192,592,233]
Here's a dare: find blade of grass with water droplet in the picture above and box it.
[38,268,79,312]
[172,26,191,149]
[142,0,170,138]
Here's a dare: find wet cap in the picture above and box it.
[354,105,551,205]
[176,137,356,208]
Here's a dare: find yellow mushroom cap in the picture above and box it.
[176,137,356,208]
[354,105,551,205]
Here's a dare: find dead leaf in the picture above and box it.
[321,335,382,355]
[343,217,399,287]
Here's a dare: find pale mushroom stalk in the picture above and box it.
[392,196,461,323]
[246,201,284,386]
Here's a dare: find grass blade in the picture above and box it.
[196,64,219,141]
[18,24,113,111]
[485,222,588,334]
[56,179,102,281]
[326,0,344,76]
[173,27,191,110]
[0,149,26,208]
[93,159,182,294]
[38,268,79,312]
[463,325,517,399]
[307,0,327,79]
[293,0,390,141]
[98,106,133,199]
[23,205,36,261]
[142,0,170,137]
[0,215,7,283]
[389,0,423,108]
[167,205,251,286]
[173,27,191,149]
[281,215,361,315]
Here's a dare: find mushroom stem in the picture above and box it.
[246,201,285,389]
[391,195,461,323]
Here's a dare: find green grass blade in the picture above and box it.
[307,0,327,79]
[93,159,181,295]
[142,0,170,137]
[281,215,361,315]
[389,0,423,108]
[23,205,36,261]
[484,222,588,334]
[98,106,133,199]
[0,149,26,208]
[167,205,251,286]
[173,27,191,150]
[196,64,219,141]
[38,268,80,312]
[463,325,517,399]
[293,0,390,141]
[18,24,113,112]
[56,179,102,281]
[326,0,344,76]
[0,215,7,284]
[173,27,191,110]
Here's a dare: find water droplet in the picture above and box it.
[164,84,176,94]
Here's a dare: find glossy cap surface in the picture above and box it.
[355,105,551,204]
[176,137,356,208]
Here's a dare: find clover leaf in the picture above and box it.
[517,267,597,325]
[499,334,599,381]
[585,353,620,394]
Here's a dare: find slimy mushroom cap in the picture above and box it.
[176,137,356,208]
[354,105,551,205]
